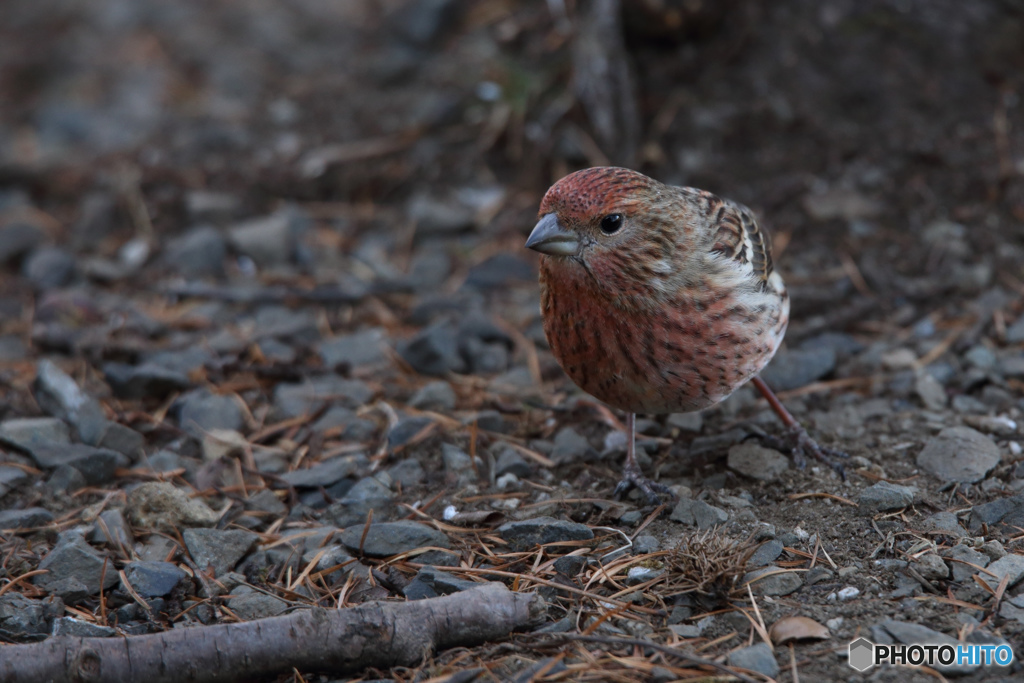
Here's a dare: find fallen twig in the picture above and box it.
[0,583,544,683]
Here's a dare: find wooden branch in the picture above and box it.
[0,583,544,683]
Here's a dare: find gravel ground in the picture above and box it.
[1,1,1023,681]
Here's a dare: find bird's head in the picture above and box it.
[526,167,699,299]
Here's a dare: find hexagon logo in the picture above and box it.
[848,638,875,672]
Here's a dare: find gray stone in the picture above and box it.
[921,511,966,538]
[227,586,289,620]
[944,545,989,582]
[91,509,132,548]
[183,528,258,576]
[123,561,188,597]
[408,380,456,411]
[34,360,108,446]
[461,337,509,375]
[554,555,588,576]
[322,496,391,529]
[964,345,997,370]
[0,417,71,451]
[185,191,241,221]
[280,454,367,488]
[494,444,532,478]
[0,507,54,530]
[51,617,116,638]
[227,209,305,267]
[175,389,244,438]
[340,520,450,557]
[145,348,214,375]
[727,642,779,679]
[302,545,354,583]
[999,354,1024,378]
[398,321,464,376]
[951,394,988,414]
[742,566,803,596]
[164,225,226,277]
[387,459,426,488]
[23,247,75,289]
[911,553,949,581]
[914,372,947,410]
[759,346,836,391]
[463,253,532,290]
[917,426,1001,483]
[273,376,374,418]
[345,475,394,502]
[858,481,916,512]
[669,498,728,529]
[46,577,91,605]
[632,535,659,554]
[0,466,29,496]
[727,443,789,481]
[0,593,58,635]
[880,620,976,675]
[403,566,481,600]
[126,482,220,532]
[96,422,146,459]
[34,532,119,594]
[256,338,296,364]
[27,443,123,485]
[71,193,118,247]
[311,406,376,440]
[388,416,434,450]
[981,540,1007,561]
[441,443,483,485]
[968,493,1024,532]
[800,331,865,358]
[984,554,1024,587]
[0,222,45,264]
[319,328,388,369]
[471,410,507,433]
[251,306,319,344]
[748,539,785,567]
[665,412,703,433]
[1000,594,1024,624]
[406,190,475,233]
[1007,315,1024,344]
[245,489,288,517]
[0,335,27,361]
[104,362,191,399]
[497,517,594,551]
[550,427,594,465]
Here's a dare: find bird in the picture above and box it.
[525,166,846,504]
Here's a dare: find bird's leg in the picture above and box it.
[750,376,848,478]
[613,412,675,505]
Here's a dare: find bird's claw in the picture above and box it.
[760,425,849,480]
[613,461,676,506]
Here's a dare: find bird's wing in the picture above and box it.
[709,199,774,290]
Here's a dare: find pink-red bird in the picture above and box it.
[526,167,845,503]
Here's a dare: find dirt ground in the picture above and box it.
[1,1,1024,681]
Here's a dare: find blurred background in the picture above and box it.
[0,0,1023,408]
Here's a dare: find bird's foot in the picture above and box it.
[613,461,676,506]
[760,425,849,479]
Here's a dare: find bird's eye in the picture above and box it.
[600,214,623,235]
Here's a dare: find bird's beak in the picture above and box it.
[525,213,578,256]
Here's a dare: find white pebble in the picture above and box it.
[1009,442,1022,456]
[496,472,519,489]
[826,617,844,630]
[442,505,457,521]
[837,586,860,601]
